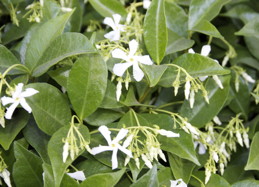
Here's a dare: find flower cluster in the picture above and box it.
[90,125,179,170]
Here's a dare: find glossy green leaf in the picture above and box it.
[130,165,158,187]
[67,54,107,120]
[48,66,71,89]
[188,0,231,30]
[32,33,96,77]
[180,75,231,128]
[80,169,125,187]
[43,163,55,187]
[169,153,195,183]
[48,124,90,187]
[26,83,71,135]
[61,174,80,187]
[23,117,50,163]
[0,44,27,75]
[144,0,167,64]
[13,142,43,187]
[23,11,73,71]
[159,54,230,87]
[85,108,122,126]
[88,0,127,18]
[206,174,230,187]
[245,36,259,60]
[192,20,224,39]
[232,180,259,187]
[245,132,259,170]
[157,167,173,187]
[142,64,168,87]
[235,19,259,39]
[165,1,188,37]
[0,110,29,150]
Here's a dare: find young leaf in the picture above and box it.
[88,0,127,18]
[144,0,167,64]
[32,33,96,77]
[13,142,43,187]
[26,83,71,135]
[235,19,259,39]
[67,54,107,120]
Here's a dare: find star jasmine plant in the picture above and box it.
[112,39,153,82]
[103,14,125,41]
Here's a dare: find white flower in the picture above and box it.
[184,80,191,100]
[243,132,249,148]
[157,129,180,138]
[67,171,86,181]
[212,151,219,163]
[194,141,206,155]
[213,116,222,125]
[112,40,153,82]
[170,178,187,187]
[220,142,230,160]
[91,126,132,169]
[212,75,224,89]
[236,131,243,147]
[103,14,125,41]
[0,169,11,187]
[189,90,195,108]
[141,154,152,168]
[241,72,255,83]
[184,122,200,136]
[220,163,225,175]
[205,168,211,184]
[62,141,69,163]
[116,80,122,101]
[1,83,39,119]
[143,0,151,9]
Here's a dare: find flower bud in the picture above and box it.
[236,131,243,147]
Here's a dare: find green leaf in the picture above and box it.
[144,0,168,64]
[85,108,122,126]
[245,132,259,170]
[0,110,29,150]
[206,174,230,187]
[0,44,26,75]
[180,75,231,128]
[232,180,259,187]
[142,64,168,87]
[23,117,50,163]
[159,54,230,87]
[26,83,71,135]
[157,167,173,187]
[32,33,96,77]
[165,1,188,37]
[235,19,259,39]
[43,163,55,187]
[166,30,194,55]
[61,174,80,187]
[169,153,195,184]
[67,55,107,120]
[48,66,71,89]
[192,20,224,39]
[130,165,158,187]
[80,169,125,187]
[188,0,231,30]
[23,11,73,71]
[48,124,90,187]
[13,142,43,187]
[88,0,127,18]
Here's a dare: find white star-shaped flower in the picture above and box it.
[1,83,39,119]
[67,171,86,181]
[112,39,153,82]
[91,126,133,170]
[103,14,125,41]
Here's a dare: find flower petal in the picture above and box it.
[129,39,138,56]
[104,30,121,41]
[112,14,121,25]
[201,45,211,56]
[122,134,133,148]
[1,169,11,187]
[133,63,144,82]
[21,88,39,97]
[67,171,86,181]
[20,98,32,113]
[111,148,118,169]
[91,146,113,155]
[1,96,14,106]
[112,48,128,61]
[98,126,112,145]
[188,48,195,54]
[5,102,19,119]
[117,144,132,157]
[113,128,128,143]
[113,62,133,77]
[103,17,115,29]
[143,0,151,9]
[13,83,24,98]
[135,55,153,65]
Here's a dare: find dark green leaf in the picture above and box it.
[245,132,259,171]
[130,165,158,187]
[142,64,168,87]
[26,83,71,135]
[32,33,96,77]
[67,54,107,120]
[144,0,167,64]
[235,19,259,39]
[206,174,230,187]
[232,180,259,187]
[13,142,43,187]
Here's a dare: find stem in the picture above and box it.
[191,175,206,187]
[138,87,151,103]
[2,64,30,78]
[131,109,141,126]
[157,101,183,109]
